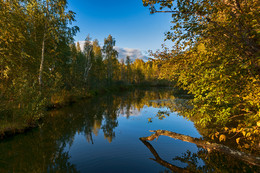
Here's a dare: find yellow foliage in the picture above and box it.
[244,144,250,149]
[236,138,240,144]
[242,131,246,136]
[246,133,251,137]
[3,66,10,79]
[219,134,226,142]
[211,134,214,140]
[50,90,70,105]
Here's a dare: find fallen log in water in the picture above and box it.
[140,139,191,173]
[140,130,260,167]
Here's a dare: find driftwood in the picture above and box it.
[140,130,260,167]
[140,139,191,173]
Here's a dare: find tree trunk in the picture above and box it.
[39,0,49,86]
[140,130,260,167]
[39,33,45,86]
[84,50,92,82]
[84,63,92,82]
[140,139,191,173]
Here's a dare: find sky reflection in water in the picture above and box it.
[1,90,256,173]
[64,99,201,172]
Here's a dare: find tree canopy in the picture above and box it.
[143,0,260,152]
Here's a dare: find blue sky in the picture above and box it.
[67,0,173,56]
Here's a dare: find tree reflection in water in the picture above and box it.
[140,139,259,173]
[0,89,176,172]
[0,88,259,172]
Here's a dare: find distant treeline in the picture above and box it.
[72,35,171,90]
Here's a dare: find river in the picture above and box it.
[0,89,258,172]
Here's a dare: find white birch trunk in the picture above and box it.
[39,33,45,86]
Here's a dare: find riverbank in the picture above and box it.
[1,83,177,140]
[0,85,135,139]
[1,88,258,172]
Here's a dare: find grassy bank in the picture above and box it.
[0,80,178,140]
[0,84,136,139]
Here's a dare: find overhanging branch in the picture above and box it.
[140,130,260,166]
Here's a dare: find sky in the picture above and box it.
[67,0,173,60]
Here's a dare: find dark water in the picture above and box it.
[0,89,258,172]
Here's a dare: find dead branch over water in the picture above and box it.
[140,130,260,167]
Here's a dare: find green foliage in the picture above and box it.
[0,0,79,133]
[143,0,260,151]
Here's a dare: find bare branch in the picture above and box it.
[140,130,260,166]
[140,139,191,173]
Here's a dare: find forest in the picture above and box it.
[0,0,169,137]
[0,0,259,170]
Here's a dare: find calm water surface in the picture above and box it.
[0,89,258,172]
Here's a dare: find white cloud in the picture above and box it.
[120,106,142,117]
[78,41,87,52]
[77,41,149,62]
[114,47,149,62]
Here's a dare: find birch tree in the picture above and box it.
[83,35,93,83]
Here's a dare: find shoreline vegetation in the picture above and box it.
[1,0,259,166]
[0,84,176,140]
[142,0,260,155]
[1,89,258,172]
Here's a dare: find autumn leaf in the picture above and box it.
[236,138,240,144]
[219,134,226,142]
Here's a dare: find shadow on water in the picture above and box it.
[0,88,259,172]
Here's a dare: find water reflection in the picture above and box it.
[0,89,179,172]
[140,139,190,172]
[140,137,259,173]
[0,89,258,172]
